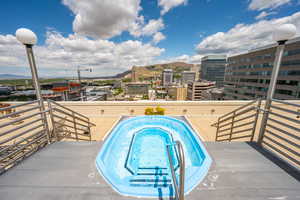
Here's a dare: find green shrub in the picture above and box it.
[155,106,165,115]
[145,107,154,115]
[144,106,165,115]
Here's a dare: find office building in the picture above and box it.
[162,69,173,86]
[187,81,216,101]
[181,71,196,84]
[200,55,227,87]
[224,37,300,100]
[167,86,187,100]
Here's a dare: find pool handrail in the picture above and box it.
[167,141,185,200]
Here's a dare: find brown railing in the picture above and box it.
[214,99,262,142]
[0,101,50,173]
[260,99,300,169]
[48,100,96,141]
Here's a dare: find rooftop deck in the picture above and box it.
[0,141,299,200]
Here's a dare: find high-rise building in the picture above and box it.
[181,71,196,84]
[224,37,300,100]
[162,69,173,86]
[187,81,216,101]
[200,55,227,87]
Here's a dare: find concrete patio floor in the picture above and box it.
[0,141,299,200]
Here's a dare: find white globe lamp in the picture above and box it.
[16,28,37,45]
[273,24,297,43]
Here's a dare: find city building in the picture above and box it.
[162,69,173,86]
[125,82,150,96]
[51,82,82,101]
[201,88,225,100]
[187,81,216,101]
[0,86,11,95]
[167,86,187,100]
[181,71,196,84]
[131,66,139,82]
[200,55,227,87]
[224,37,300,100]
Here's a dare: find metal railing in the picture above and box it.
[0,100,95,173]
[48,100,96,141]
[259,99,300,169]
[213,98,299,170]
[214,99,261,142]
[167,141,185,200]
[0,101,50,173]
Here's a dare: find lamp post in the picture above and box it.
[16,28,51,143]
[257,24,297,144]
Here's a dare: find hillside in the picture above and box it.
[131,62,199,81]
[0,74,30,80]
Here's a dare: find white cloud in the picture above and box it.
[158,0,187,15]
[130,18,165,37]
[62,0,143,39]
[158,54,203,64]
[255,11,277,20]
[249,0,291,11]
[0,32,165,76]
[196,12,300,55]
[62,0,166,42]
[152,32,166,44]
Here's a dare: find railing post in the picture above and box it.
[48,100,58,142]
[88,118,92,141]
[40,99,51,144]
[258,99,272,144]
[215,118,220,142]
[72,112,79,141]
[251,99,261,142]
[229,112,235,142]
[167,145,179,200]
[177,142,185,200]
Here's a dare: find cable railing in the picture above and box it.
[48,99,96,141]
[166,141,185,200]
[0,100,50,173]
[214,99,262,142]
[260,99,300,169]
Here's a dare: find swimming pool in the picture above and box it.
[96,116,212,198]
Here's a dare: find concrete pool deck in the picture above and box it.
[0,141,299,200]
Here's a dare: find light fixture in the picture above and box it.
[15,28,51,143]
[258,24,297,144]
[16,28,37,45]
[273,24,297,43]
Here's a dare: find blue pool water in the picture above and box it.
[96,116,212,198]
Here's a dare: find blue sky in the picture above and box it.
[0,0,300,77]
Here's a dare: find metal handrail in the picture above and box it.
[166,141,185,200]
[214,98,261,142]
[47,99,89,120]
[47,99,95,141]
[219,99,259,120]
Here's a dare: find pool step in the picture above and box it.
[136,167,169,176]
[130,175,171,188]
[130,167,172,188]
